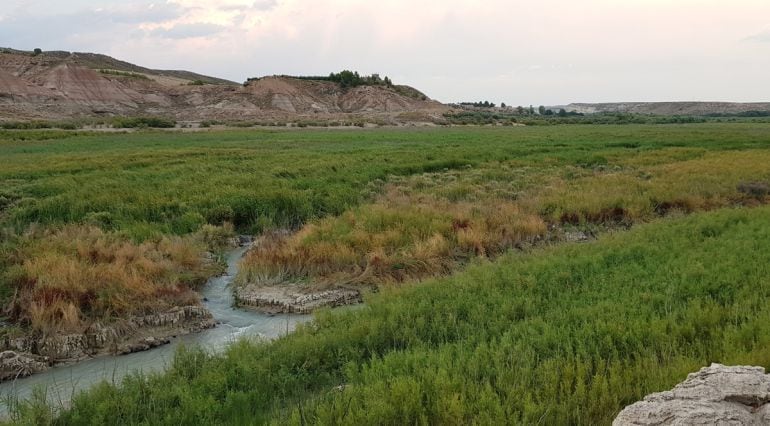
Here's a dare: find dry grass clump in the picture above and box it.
[5,225,222,333]
[238,182,546,289]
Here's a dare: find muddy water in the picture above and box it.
[0,244,311,416]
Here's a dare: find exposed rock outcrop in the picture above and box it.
[236,285,362,314]
[614,363,770,425]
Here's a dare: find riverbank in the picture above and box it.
[0,305,215,381]
[235,285,362,314]
[0,242,312,417]
[0,236,249,383]
[0,229,368,383]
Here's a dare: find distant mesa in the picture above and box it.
[549,102,770,117]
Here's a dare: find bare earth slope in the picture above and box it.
[0,49,447,122]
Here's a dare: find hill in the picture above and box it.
[557,102,770,116]
[0,48,446,123]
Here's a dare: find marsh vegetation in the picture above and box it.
[1,124,769,423]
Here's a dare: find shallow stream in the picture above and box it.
[0,244,311,416]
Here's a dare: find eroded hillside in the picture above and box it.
[0,49,446,122]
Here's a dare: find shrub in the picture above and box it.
[200,120,226,128]
[111,117,176,128]
[738,181,770,199]
[173,211,206,234]
[0,121,83,130]
[244,71,392,88]
[205,205,235,225]
[83,211,116,230]
[196,223,235,250]
[98,69,150,80]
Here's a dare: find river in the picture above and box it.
[0,243,311,416]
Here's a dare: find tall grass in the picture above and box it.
[238,146,770,291]
[3,225,226,333]
[3,124,768,238]
[26,206,770,424]
[238,185,547,288]
[532,149,770,224]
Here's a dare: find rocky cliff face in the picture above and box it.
[614,364,770,425]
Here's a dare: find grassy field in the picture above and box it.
[1,123,770,423]
[3,125,768,236]
[2,124,768,331]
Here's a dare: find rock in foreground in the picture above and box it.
[614,363,770,425]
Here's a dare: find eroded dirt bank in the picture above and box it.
[0,236,253,382]
[0,306,214,381]
[235,285,362,315]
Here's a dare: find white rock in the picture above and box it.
[614,363,770,425]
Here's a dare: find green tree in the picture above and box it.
[330,70,365,88]
[538,105,546,115]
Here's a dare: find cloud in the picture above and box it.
[101,3,186,24]
[151,22,226,39]
[744,30,770,43]
[0,1,188,50]
[251,0,278,11]
[217,0,277,12]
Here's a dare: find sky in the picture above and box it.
[1,0,769,105]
